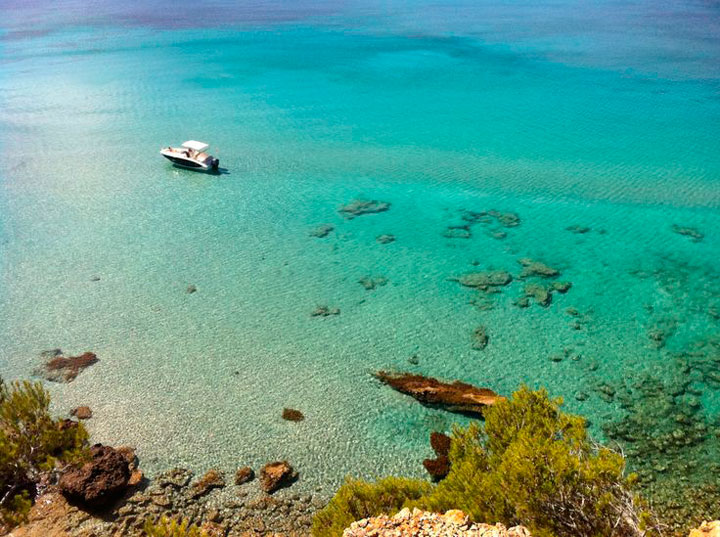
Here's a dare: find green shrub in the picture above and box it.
[313,386,653,537]
[144,516,208,537]
[311,476,432,537]
[414,386,652,537]
[0,378,89,528]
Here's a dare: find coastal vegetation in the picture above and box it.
[313,386,654,537]
[0,377,89,529]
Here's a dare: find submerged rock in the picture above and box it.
[442,226,472,239]
[376,234,395,244]
[518,258,560,279]
[456,270,512,290]
[374,371,504,416]
[566,224,591,234]
[552,281,572,293]
[70,406,92,420]
[235,466,255,485]
[339,199,390,219]
[524,283,552,307]
[259,461,297,493]
[190,469,225,498]
[358,276,388,290]
[186,284,197,294]
[672,224,704,242]
[59,444,131,509]
[282,408,305,421]
[310,224,335,238]
[311,305,340,317]
[471,326,489,350]
[423,431,452,481]
[36,351,99,383]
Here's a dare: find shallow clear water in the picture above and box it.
[1,0,718,493]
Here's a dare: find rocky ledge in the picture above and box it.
[343,509,531,537]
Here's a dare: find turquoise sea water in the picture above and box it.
[1,0,719,494]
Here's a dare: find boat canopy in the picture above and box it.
[182,140,209,152]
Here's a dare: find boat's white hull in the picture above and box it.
[160,149,219,171]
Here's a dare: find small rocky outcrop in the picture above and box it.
[443,225,472,239]
[518,258,559,279]
[37,351,99,383]
[59,444,131,509]
[311,305,340,317]
[343,508,531,537]
[259,461,297,494]
[310,224,334,238]
[524,283,552,307]
[672,224,704,242]
[339,200,391,219]
[375,371,504,416]
[471,326,489,350]
[282,408,305,421]
[423,432,451,481]
[455,270,512,290]
[234,466,255,485]
[190,469,225,499]
[376,234,395,244]
[70,406,92,420]
[359,276,388,290]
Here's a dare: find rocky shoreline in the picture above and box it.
[10,462,323,537]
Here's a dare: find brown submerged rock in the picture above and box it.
[282,408,305,421]
[70,406,92,420]
[38,351,99,383]
[235,466,255,485]
[59,444,131,509]
[375,371,504,416]
[190,469,225,498]
[259,461,297,493]
[424,432,452,481]
[471,325,489,350]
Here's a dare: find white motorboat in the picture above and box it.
[160,140,219,171]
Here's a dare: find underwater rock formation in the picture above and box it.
[672,224,704,242]
[259,461,297,493]
[343,509,531,537]
[359,276,388,291]
[339,200,391,219]
[374,371,504,416]
[186,284,197,294]
[311,305,340,317]
[471,326,489,350]
[566,224,591,234]
[234,466,255,485]
[376,234,396,244]
[70,406,92,420]
[442,225,472,239]
[455,270,513,290]
[423,432,451,481]
[517,258,560,279]
[523,283,552,307]
[310,224,335,238]
[59,444,131,509]
[190,469,225,499]
[36,351,99,383]
[282,408,305,421]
